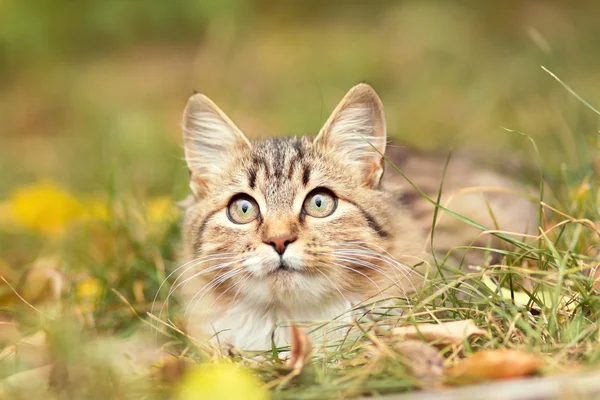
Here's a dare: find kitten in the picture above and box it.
[177,84,536,350]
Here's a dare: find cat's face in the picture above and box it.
[180,84,411,310]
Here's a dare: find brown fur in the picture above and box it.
[176,84,536,348]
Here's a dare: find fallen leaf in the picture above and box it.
[391,320,486,345]
[0,365,52,398]
[48,362,69,391]
[286,323,312,374]
[0,331,50,376]
[153,355,188,383]
[393,340,445,388]
[447,349,542,383]
[19,260,65,304]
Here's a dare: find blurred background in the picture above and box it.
[1,3,600,394]
[1,1,600,267]
[2,0,600,197]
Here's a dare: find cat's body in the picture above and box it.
[176,84,536,350]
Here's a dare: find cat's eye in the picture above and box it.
[227,194,260,224]
[303,188,337,218]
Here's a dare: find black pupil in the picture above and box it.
[315,195,322,208]
[240,201,249,214]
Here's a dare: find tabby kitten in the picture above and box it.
[177,84,536,350]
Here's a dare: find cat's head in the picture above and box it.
[179,84,417,310]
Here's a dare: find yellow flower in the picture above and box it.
[82,198,110,222]
[147,196,177,225]
[76,277,103,313]
[178,363,269,400]
[76,277,103,300]
[6,181,84,237]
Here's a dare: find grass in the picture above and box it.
[2,1,600,398]
[2,119,600,398]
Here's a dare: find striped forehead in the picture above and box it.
[246,137,311,210]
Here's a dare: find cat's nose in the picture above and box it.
[264,233,298,255]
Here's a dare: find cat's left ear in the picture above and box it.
[182,93,251,197]
[314,83,387,188]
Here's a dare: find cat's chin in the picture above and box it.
[267,267,291,276]
[267,261,301,276]
[241,267,334,307]
[266,267,305,285]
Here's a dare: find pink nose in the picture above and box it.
[264,234,298,255]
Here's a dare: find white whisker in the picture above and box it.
[151,252,237,316]
[184,268,245,316]
[209,272,251,310]
[314,268,351,306]
[333,250,414,281]
[327,261,384,295]
[334,255,411,296]
[231,272,252,305]
[156,256,244,323]
[183,256,252,316]
[165,255,239,302]
[335,241,431,273]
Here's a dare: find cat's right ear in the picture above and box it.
[182,93,251,196]
[314,83,387,188]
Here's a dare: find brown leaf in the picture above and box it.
[48,362,69,391]
[20,263,64,304]
[0,331,50,376]
[393,340,445,388]
[0,365,52,398]
[447,349,542,383]
[391,320,486,345]
[286,324,312,374]
[154,355,188,383]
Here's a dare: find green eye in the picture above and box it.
[227,195,260,224]
[303,188,337,218]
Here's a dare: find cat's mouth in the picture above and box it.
[268,259,300,275]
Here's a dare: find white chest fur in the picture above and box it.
[188,297,358,350]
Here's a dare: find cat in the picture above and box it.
[176,84,537,350]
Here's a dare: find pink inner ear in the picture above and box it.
[313,85,387,184]
[189,174,209,197]
[176,194,197,209]
[365,156,385,189]
[182,93,253,192]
